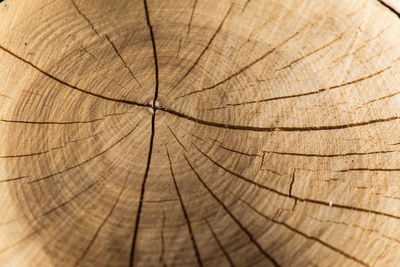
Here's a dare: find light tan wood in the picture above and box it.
[1,0,400,266]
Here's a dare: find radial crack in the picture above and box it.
[129,1,159,265]
[0,110,130,127]
[158,106,400,132]
[377,0,400,19]
[0,117,103,125]
[0,176,29,183]
[263,149,396,158]
[0,45,150,108]
[338,168,400,172]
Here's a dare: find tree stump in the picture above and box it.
[1,0,400,266]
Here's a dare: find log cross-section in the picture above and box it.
[1,0,400,266]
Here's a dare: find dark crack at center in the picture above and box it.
[129,0,160,266]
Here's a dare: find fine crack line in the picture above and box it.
[206,66,391,110]
[166,123,187,151]
[70,0,100,35]
[129,1,159,266]
[159,211,166,266]
[40,162,118,217]
[80,44,132,91]
[0,110,130,126]
[175,28,301,99]
[146,199,179,203]
[0,216,25,227]
[193,143,400,221]
[179,125,206,142]
[275,30,347,72]
[184,154,280,267]
[288,170,295,198]
[104,34,144,90]
[70,0,144,90]
[74,176,128,266]
[204,218,235,266]
[28,119,143,184]
[169,4,233,94]
[242,0,253,12]
[215,142,263,157]
[187,0,198,37]
[0,93,10,99]
[0,129,108,159]
[166,145,203,267]
[235,194,369,267]
[0,228,41,254]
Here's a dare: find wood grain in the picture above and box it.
[1,0,400,266]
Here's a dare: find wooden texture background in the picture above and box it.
[1,0,400,266]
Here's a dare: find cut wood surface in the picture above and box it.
[1,0,400,266]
